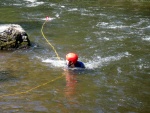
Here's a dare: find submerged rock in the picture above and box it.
[0,24,30,50]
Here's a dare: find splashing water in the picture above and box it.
[34,52,131,70]
[42,58,66,68]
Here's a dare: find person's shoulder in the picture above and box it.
[76,61,85,68]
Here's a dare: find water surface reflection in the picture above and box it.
[64,69,77,99]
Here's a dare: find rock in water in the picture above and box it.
[0,24,31,50]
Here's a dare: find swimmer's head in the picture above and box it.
[66,53,78,64]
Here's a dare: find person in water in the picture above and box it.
[66,53,85,68]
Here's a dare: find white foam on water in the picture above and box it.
[142,36,150,41]
[13,4,22,6]
[132,18,150,28]
[60,5,65,8]
[81,13,95,17]
[103,37,110,41]
[27,2,44,7]
[24,0,44,7]
[85,52,131,69]
[117,67,122,74]
[96,22,108,27]
[24,0,37,3]
[55,14,60,18]
[68,8,78,12]
[42,58,66,68]
[96,22,131,30]
[49,4,56,7]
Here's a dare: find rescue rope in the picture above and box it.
[0,18,64,98]
[41,19,61,60]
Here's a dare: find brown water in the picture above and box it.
[0,0,150,112]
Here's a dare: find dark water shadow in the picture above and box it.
[0,70,18,82]
[66,68,97,76]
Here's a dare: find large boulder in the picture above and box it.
[0,24,30,50]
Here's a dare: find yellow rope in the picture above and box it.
[0,19,63,98]
[41,20,61,60]
[0,75,64,98]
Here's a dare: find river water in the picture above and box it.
[0,0,150,113]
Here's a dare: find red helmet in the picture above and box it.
[66,53,78,64]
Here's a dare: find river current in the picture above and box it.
[0,0,150,113]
